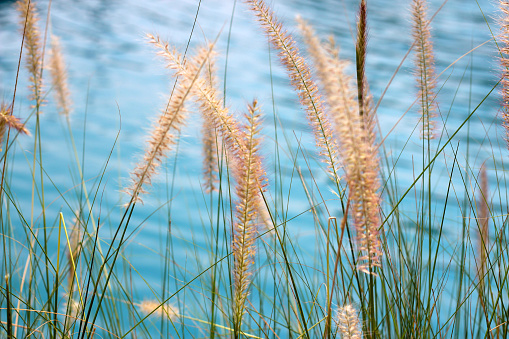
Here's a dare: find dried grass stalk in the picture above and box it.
[243,0,340,180]
[124,42,214,204]
[412,0,438,139]
[47,35,72,117]
[232,100,265,333]
[16,0,44,108]
[335,304,362,339]
[298,19,382,274]
[477,162,489,290]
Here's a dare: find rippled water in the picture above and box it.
[0,0,504,335]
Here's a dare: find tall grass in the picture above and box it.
[0,0,507,338]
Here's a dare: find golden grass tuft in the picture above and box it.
[16,0,44,109]
[412,0,439,139]
[47,35,72,117]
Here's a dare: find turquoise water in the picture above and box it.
[0,0,504,336]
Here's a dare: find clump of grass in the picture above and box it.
[3,0,509,338]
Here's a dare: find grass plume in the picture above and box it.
[231,100,265,335]
[201,59,220,193]
[2,1,509,338]
[16,0,44,109]
[124,40,214,204]
[412,0,439,139]
[499,0,509,148]
[355,0,370,119]
[243,0,341,181]
[47,35,72,117]
[298,18,382,274]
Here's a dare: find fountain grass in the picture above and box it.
[1,0,508,338]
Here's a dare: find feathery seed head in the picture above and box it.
[231,100,265,332]
[47,35,73,116]
[244,0,341,179]
[335,304,362,339]
[201,58,221,193]
[412,0,439,139]
[124,41,215,205]
[498,1,509,149]
[16,0,44,108]
[298,18,382,274]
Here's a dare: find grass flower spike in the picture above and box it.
[47,35,72,117]
[499,0,509,148]
[125,40,214,204]
[299,19,382,274]
[201,59,220,193]
[0,103,30,151]
[355,0,370,119]
[232,100,265,334]
[243,0,341,181]
[412,0,439,139]
[147,35,245,160]
[16,0,44,109]
[336,304,362,339]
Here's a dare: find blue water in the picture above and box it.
[0,0,504,336]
